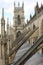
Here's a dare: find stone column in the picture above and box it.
[7,40,10,55]
[2,44,5,65]
[0,40,7,65]
[0,42,5,65]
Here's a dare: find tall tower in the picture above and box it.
[13,2,25,39]
[1,8,5,37]
[0,8,8,65]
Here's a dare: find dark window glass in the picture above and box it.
[33,24,35,30]
[16,31,21,38]
[17,15,21,25]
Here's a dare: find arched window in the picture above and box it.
[33,24,36,30]
[16,31,21,38]
[17,15,21,25]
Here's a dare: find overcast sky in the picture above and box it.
[0,0,43,25]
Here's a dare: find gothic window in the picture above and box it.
[33,24,36,30]
[17,15,21,25]
[16,31,21,38]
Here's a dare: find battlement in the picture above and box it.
[14,2,24,8]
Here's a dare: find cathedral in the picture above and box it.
[0,2,43,65]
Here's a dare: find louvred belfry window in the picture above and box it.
[17,15,21,25]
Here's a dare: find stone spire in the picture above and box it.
[18,2,20,7]
[30,14,32,19]
[22,2,24,8]
[14,2,15,7]
[2,8,4,19]
[1,8,5,37]
[35,2,39,15]
[36,2,39,8]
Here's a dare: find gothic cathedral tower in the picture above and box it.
[13,2,25,39]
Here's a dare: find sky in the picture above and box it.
[0,0,43,30]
